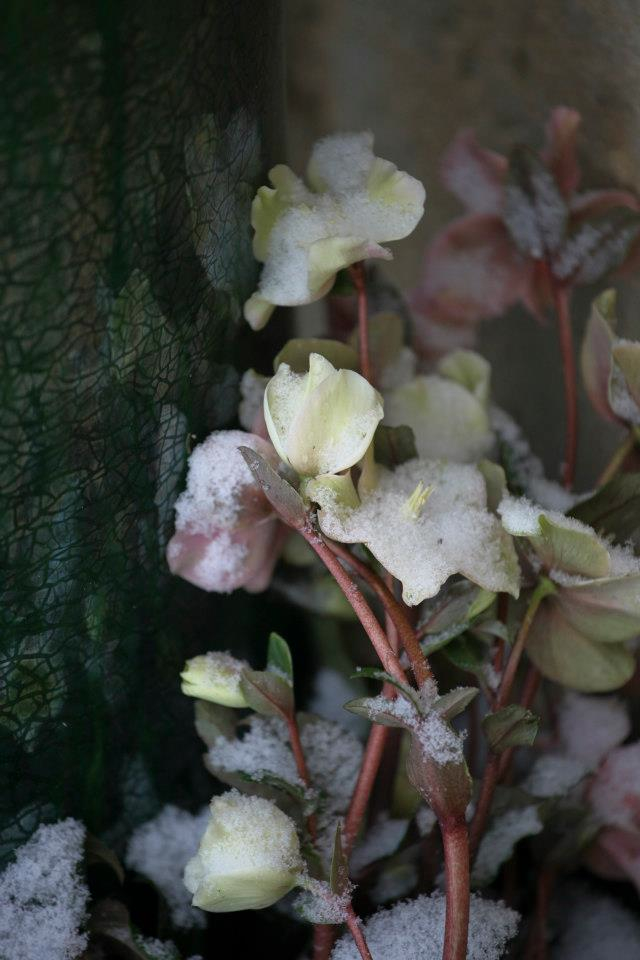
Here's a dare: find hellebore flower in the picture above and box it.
[264,352,383,477]
[384,349,494,462]
[167,430,285,594]
[410,107,640,356]
[586,742,640,893]
[180,651,250,708]
[244,132,425,329]
[499,496,640,691]
[184,790,304,912]
[309,458,520,605]
[581,289,640,426]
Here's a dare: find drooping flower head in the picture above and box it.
[166,430,285,594]
[244,132,425,329]
[184,790,304,912]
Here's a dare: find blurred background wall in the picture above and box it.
[286,0,640,486]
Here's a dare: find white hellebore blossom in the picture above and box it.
[184,791,304,912]
[244,132,426,329]
[264,352,383,477]
[180,651,250,708]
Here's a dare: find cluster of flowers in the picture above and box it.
[165,118,640,960]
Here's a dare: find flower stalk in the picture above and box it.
[350,262,373,384]
[553,283,578,489]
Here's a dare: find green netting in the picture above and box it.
[0,0,284,861]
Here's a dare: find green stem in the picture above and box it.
[597,427,640,487]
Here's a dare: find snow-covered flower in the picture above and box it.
[183,791,304,912]
[166,430,286,593]
[410,107,639,355]
[264,353,383,477]
[180,651,250,708]
[500,497,640,691]
[244,132,425,329]
[309,458,520,605]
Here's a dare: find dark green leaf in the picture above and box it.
[267,632,294,684]
[374,424,418,469]
[344,696,414,729]
[569,472,640,544]
[330,823,350,896]
[351,666,421,710]
[443,634,487,674]
[433,687,479,721]
[482,705,539,753]
[194,700,237,747]
[504,145,567,257]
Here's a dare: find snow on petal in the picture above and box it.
[440,129,507,215]
[244,133,425,327]
[557,692,630,769]
[166,431,284,593]
[312,458,520,605]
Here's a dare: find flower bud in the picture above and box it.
[180,652,249,708]
[184,791,304,912]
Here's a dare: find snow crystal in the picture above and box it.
[558,692,630,770]
[378,346,418,391]
[0,818,88,960]
[522,754,589,798]
[416,710,465,766]
[472,805,543,886]
[350,817,409,873]
[497,494,594,539]
[588,742,640,830]
[491,407,577,512]
[134,937,180,960]
[315,458,520,606]
[608,542,640,576]
[125,805,209,929]
[415,806,437,837]
[210,715,300,786]
[331,892,519,960]
[296,877,352,924]
[552,885,640,959]
[173,430,271,536]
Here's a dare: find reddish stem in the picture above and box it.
[441,818,470,960]
[469,582,549,858]
[286,714,318,842]
[301,524,409,685]
[326,539,431,685]
[524,868,555,960]
[553,284,577,489]
[343,717,392,855]
[350,262,372,384]
[313,925,337,960]
[345,904,374,960]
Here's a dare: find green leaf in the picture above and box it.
[527,602,635,692]
[504,145,567,257]
[344,696,414,730]
[556,574,640,642]
[239,669,294,718]
[239,446,307,530]
[532,515,611,578]
[351,666,422,711]
[443,634,487,674]
[482,705,539,753]
[373,424,418,468]
[569,472,640,544]
[433,687,479,721]
[267,632,294,684]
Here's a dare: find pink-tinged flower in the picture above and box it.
[166,430,286,594]
[410,107,640,358]
[586,742,640,892]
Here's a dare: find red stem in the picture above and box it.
[350,262,372,384]
[345,904,374,960]
[469,582,549,858]
[301,525,409,685]
[553,284,577,489]
[286,714,318,842]
[326,539,431,685]
[441,818,470,960]
[313,926,336,960]
[343,718,392,855]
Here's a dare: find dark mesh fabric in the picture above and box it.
[0,0,284,860]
